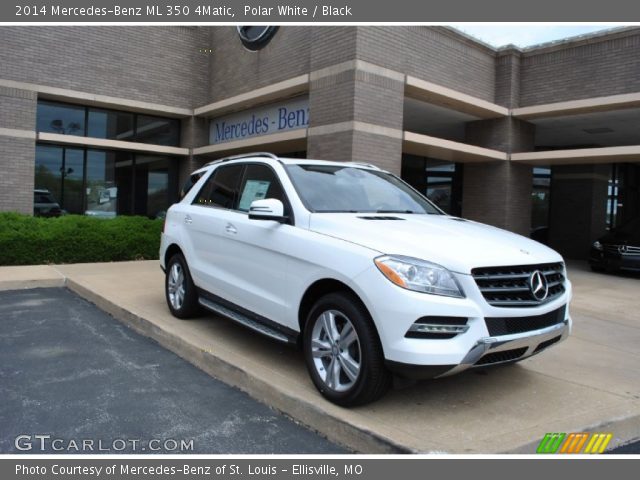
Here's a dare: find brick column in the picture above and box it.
[461,117,535,236]
[178,116,209,185]
[0,86,37,214]
[495,47,521,109]
[306,29,404,174]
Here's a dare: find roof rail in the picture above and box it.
[204,152,279,166]
[345,161,381,170]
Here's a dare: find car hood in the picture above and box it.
[308,213,563,274]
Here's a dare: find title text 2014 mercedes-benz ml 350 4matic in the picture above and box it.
[160,153,572,406]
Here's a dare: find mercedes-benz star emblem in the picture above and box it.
[529,270,549,301]
[618,245,628,254]
[236,26,279,51]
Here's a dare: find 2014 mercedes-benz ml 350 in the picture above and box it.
[160,152,572,406]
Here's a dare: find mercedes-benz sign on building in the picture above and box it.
[1,26,638,259]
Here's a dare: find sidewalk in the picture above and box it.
[1,261,639,453]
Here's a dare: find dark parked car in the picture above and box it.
[33,189,63,217]
[590,217,640,272]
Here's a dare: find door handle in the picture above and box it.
[225,223,237,235]
[184,215,192,224]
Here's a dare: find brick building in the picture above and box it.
[1,26,639,259]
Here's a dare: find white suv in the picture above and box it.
[160,152,571,406]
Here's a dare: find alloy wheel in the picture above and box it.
[167,262,185,310]
[310,310,362,392]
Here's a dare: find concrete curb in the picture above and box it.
[0,265,66,291]
[64,278,413,454]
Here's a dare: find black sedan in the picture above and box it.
[590,218,640,272]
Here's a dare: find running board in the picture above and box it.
[198,297,290,343]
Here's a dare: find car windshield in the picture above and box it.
[285,164,442,214]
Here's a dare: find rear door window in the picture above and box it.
[193,164,244,209]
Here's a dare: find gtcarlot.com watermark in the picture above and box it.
[14,434,194,452]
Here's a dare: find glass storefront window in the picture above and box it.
[34,145,64,214]
[62,149,85,214]
[35,144,177,218]
[36,101,85,136]
[85,150,116,218]
[532,167,551,229]
[135,115,180,146]
[530,167,551,243]
[425,161,458,214]
[36,101,180,147]
[401,155,462,216]
[87,108,135,141]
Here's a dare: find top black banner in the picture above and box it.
[3,0,640,22]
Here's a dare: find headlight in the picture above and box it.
[593,241,603,251]
[374,255,464,298]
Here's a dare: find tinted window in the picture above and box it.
[36,101,85,135]
[194,165,244,209]
[135,115,180,146]
[238,164,288,213]
[87,108,135,141]
[286,165,441,214]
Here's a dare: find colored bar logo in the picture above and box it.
[537,432,612,454]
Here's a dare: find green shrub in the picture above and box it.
[0,213,163,266]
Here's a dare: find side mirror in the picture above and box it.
[248,198,288,223]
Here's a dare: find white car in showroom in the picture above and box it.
[160,153,571,406]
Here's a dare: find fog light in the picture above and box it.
[405,317,469,339]
[408,324,469,334]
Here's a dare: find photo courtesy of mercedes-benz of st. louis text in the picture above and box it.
[160,153,571,406]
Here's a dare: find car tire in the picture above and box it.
[165,253,201,319]
[303,292,392,407]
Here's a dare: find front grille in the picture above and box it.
[604,244,640,256]
[475,347,528,366]
[534,335,562,354]
[472,262,565,308]
[485,306,566,336]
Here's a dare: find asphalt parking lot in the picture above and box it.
[0,288,344,454]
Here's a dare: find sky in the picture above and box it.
[449,25,621,48]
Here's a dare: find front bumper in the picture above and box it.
[387,319,569,379]
[353,264,572,377]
